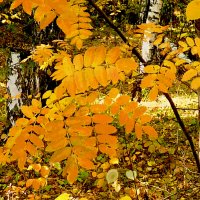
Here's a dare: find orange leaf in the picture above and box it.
[21,106,34,118]
[74,70,87,93]
[15,118,29,127]
[119,110,129,126]
[62,156,78,184]
[116,58,137,74]
[50,147,71,163]
[73,54,84,71]
[26,142,37,156]
[94,66,108,87]
[116,95,130,105]
[140,74,157,88]
[77,157,95,169]
[110,103,120,115]
[97,135,117,147]
[40,11,56,30]
[92,114,113,124]
[106,47,121,64]
[84,68,99,89]
[29,133,44,148]
[40,166,50,178]
[32,179,41,190]
[95,124,117,134]
[140,115,152,124]
[108,88,119,98]
[31,163,41,172]
[182,69,197,81]
[63,104,76,117]
[99,144,117,157]
[142,125,158,139]
[125,118,135,134]
[65,76,77,96]
[134,106,147,118]
[75,106,90,116]
[26,179,33,188]
[191,77,200,90]
[135,123,142,139]
[106,66,120,84]
[92,46,106,67]
[68,126,93,136]
[90,104,107,113]
[65,116,91,126]
[84,47,96,67]
[18,151,27,171]
[148,86,158,101]
[10,0,23,10]
[45,138,68,152]
[22,0,35,15]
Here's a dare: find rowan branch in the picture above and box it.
[163,92,200,173]
[87,0,146,63]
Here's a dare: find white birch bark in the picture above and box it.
[7,52,22,125]
[140,0,163,71]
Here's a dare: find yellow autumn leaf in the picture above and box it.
[135,123,142,139]
[108,88,119,99]
[62,156,78,184]
[95,124,117,134]
[94,65,108,86]
[142,125,158,139]
[15,118,29,127]
[92,114,113,124]
[21,105,34,118]
[40,11,56,30]
[74,70,87,93]
[186,0,200,20]
[116,95,130,105]
[140,114,152,124]
[178,41,188,48]
[140,74,157,88]
[29,133,44,148]
[106,66,120,84]
[119,195,132,200]
[119,110,129,126]
[106,46,121,64]
[75,37,83,50]
[191,77,200,89]
[182,69,197,81]
[73,54,83,71]
[84,47,96,67]
[144,65,160,73]
[148,86,158,101]
[40,166,50,178]
[50,147,71,163]
[92,46,106,67]
[186,37,195,47]
[55,193,70,200]
[65,76,77,96]
[115,58,137,74]
[84,68,99,89]
[153,37,163,46]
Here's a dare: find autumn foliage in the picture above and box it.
[0,0,200,198]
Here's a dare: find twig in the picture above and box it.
[176,107,199,111]
[163,92,200,173]
[87,0,146,63]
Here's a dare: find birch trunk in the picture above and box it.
[140,0,163,71]
[7,52,22,125]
